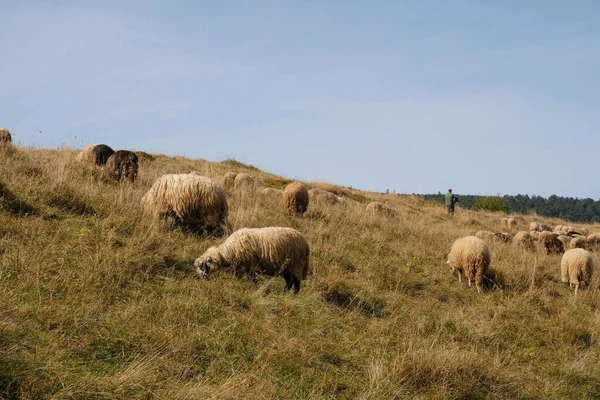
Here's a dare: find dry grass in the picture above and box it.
[1,147,600,399]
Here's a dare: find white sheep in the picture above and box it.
[195,227,310,293]
[141,173,228,235]
[561,249,594,295]
[446,236,490,294]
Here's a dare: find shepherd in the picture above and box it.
[445,188,459,215]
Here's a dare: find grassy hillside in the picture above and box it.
[1,145,600,399]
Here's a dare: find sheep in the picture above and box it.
[507,217,516,229]
[554,225,564,234]
[446,236,490,294]
[540,232,564,255]
[529,222,539,232]
[514,231,535,252]
[501,218,508,229]
[570,236,588,250]
[475,230,495,243]
[308,188,340,206]
[539,224,552,232]
[141,174,228,235]
[587,233,600,251]
[195,227,310,294]
[475,230,511,244]
[560,249,594,295]
[261,187,283,199]
[75,144,96,162]
[366,201,397,218]
[283,181,309,216]
[494,232,513,243]
[0,128,12,143]
[234,173,255,190]
[530,231,540,241]
[105,150,139,183]
[91,144,115,166]
[557,235,572,250]
[222,172,238,190]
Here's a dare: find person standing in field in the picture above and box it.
[445,188,458,215]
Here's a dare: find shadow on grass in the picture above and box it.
[0,182,36,216]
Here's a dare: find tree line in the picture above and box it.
[420,193,600,223]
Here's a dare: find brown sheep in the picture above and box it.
[195,227,310,293]
[105,150,139,183]
[283,181,309,216]
[0,128,12,143]
[446,236,490,294]
[540,232,564,255]
[91,144,115,166]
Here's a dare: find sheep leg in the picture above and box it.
[468,279,472,287]
[457,271,462,284]
[292,277,301,294]
[282,271,293,292]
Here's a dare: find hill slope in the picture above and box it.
[1,146,600,399]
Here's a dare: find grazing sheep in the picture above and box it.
[195,227,310,293]
[587,233,600,250]
[234,173,255,190]
[570,236,588,250]
[561,249,594,295]
[75,144,97,162]
[446,236,490,294]
[261,187,283,199]
[529,222,539,232]
[501,218,508,229]
[507,217,516,229]
[308,188,340,206]
[494,232,513,243]
[554,225,564,234]
[514,231,535,252]
[0,128,12,143]
[223,172,238,190]
[539,224,552,232]
[475,230,495,243]
[283,181,309,216]
[579,227,589,236]
[557,235,572,250]
[141,174,228,235]
[91,144,115,166]
[540,232,564,255]
[106,150,139,183]
[366,201,397,218]
[530,231,540,241]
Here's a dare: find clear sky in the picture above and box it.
[2,1,599,198]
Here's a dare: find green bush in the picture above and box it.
[471,196,510,213]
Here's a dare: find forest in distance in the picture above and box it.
[419,193,600,224]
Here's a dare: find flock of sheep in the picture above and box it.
[75,145,402,293]
[5,131,593,297]
[447,217,597,295]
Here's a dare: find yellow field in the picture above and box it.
[1,146,599,399]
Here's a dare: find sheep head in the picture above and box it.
[195,247,222,280]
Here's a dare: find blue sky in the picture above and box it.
[2,1,599,198]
